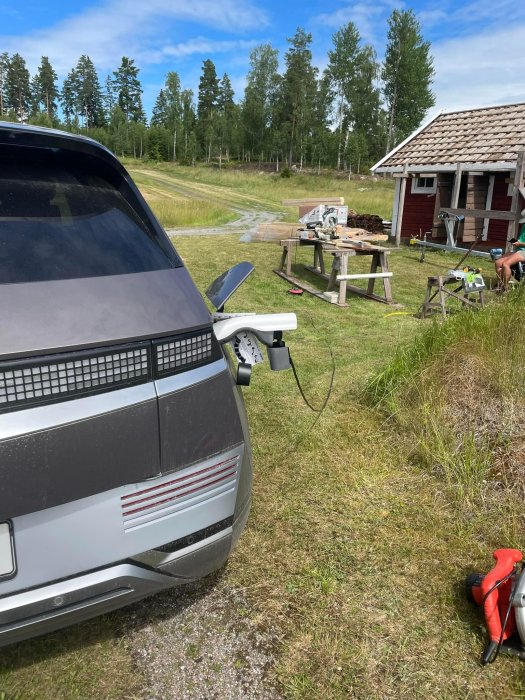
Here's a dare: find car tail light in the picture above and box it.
[0,344,150,410]
[153,330,221,377]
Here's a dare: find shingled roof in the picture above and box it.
[373,102,525,171]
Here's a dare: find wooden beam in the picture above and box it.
[451,163,462,209]
[482,175,495,241]
[336,272,393,281]
[440,207,516,221]
[507,150,525,249]
[281,197,344,206]
[394,163,408,246]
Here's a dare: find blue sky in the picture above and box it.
[1,0,524,120]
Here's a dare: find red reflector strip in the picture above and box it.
[122,463,237,510]
[122,469,237,517]
[121,456,238,501]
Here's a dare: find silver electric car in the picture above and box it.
[0,122,296,645]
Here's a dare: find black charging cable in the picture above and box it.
[480,565,520,664]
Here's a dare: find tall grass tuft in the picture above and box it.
[366,288,525,496]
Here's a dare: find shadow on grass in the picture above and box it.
[0,566,227,673]
[451,565,487,653]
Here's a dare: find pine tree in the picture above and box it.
[113,57,146,123]
[32,57,59,119]
[0,53,10,117]
[72,55,105,128]
[242,44,279,161]
[197,59,219,161]
[6,53,31,120]
[278,28,318,167]
[151,89,169,126]
[310,74,336,171]
[216,73,235,163]
[382,9,435,152]
[61,68,79,125]
[103,74,117,121]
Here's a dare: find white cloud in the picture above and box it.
[0,0,268,75]
[161,38,258,60]
[432,24,525,112]
[314,1,404,42]
[417,0,525,31]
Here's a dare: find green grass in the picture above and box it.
[1,168,523,699]
[133,176,237,228]
[367,287,525,504]
[126,160,395,224]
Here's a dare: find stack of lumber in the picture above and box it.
[253,222,301,242]
[253,224,388,243]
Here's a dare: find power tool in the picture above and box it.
[466,549,525,664]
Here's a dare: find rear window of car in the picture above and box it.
[0,145,180,284]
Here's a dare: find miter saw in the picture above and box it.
[299,204,348,241]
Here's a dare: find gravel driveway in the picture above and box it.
[126,573,282,700]
[166,209,280,239]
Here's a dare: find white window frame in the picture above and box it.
[411,176,437,195]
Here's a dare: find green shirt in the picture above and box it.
[514,224,525,255]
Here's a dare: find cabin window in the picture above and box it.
[411,176,436,194]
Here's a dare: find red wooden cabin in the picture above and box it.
[371,103,525,251]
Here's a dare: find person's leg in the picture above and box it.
[496,252,525,289]
[495,255,509,288]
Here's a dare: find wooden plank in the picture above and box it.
[395,163,408,246]
[336,272,393,281]
[273,269,347,306]
[450,163,463,208]
[367,252,379,296]
[440,207,516,221]
[338,254,348,305]
[281,197,344,206]
[304,262,394,304]
[482,174,495,241]
[507,150,525,248]
[379,252,393,302]
[254,223,301,242]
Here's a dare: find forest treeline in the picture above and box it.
[0,9,434,172]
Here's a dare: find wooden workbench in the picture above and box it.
[274,238,394,306]
[420,274,485,318]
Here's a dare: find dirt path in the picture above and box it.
[129,167,283,239]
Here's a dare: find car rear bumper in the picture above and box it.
[0,496,250,647]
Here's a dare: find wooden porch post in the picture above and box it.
[451,162,462,208]
[507,150,525,251]
[394,163,408,246]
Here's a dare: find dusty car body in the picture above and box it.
[0,122,295,645]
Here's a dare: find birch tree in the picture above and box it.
[382,9,435,152]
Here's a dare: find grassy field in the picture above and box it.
[124,161,395,226]
[1,167,524,699]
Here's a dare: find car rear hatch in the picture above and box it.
[0,128,244,522]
